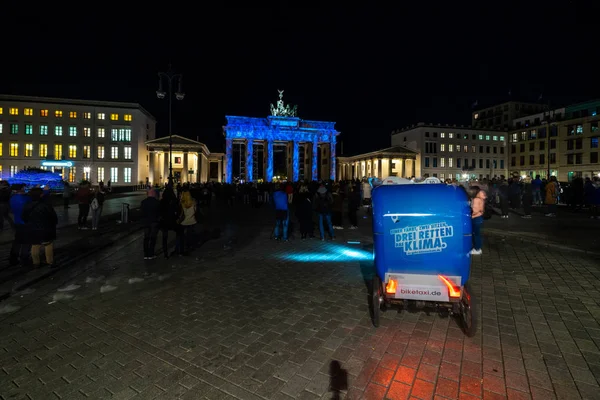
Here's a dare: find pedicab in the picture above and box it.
[370,179,475,336]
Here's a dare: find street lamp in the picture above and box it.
[156,66,185,186]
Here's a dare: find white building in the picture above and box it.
[391,123,508,181]
[0,95,156,186]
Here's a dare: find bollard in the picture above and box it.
[121,203,130,224]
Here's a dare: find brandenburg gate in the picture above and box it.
[223,91,340,183]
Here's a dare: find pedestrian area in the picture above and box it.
[0,205,599,400]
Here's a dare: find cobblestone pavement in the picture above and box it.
[0,204,599,400]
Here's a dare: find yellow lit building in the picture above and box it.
[0,94,156,185]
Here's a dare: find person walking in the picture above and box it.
[91,186,106,230]
[76,183,92,229]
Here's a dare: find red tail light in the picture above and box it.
[438,275,461,298]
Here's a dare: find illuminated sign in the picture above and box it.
[41,160,73,167]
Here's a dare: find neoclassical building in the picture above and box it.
[222,91,340,183]
[337,146,420,180]
[145,135,224,184]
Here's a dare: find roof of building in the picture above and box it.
[338,146,417,161]
[392,122,506,134]
[0,94,156,121]
[146,135,210,154]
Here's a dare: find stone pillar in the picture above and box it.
[163,153,169,184]
[225,138,233,183]
[406,159,413,178]
[292,141,299,182]
[246,139,253,182]
[182,152,189,182]
[218,157,223,182]
[312,138,318,181]
[398,158,405,178]
[266,140,274,182]
[330,136,336,181]
[148,151,155,185]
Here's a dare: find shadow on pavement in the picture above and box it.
[329,360,348,400]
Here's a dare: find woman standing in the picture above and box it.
[22,187,58,268]
[295,185,313,239]
[91,186,106,230]
[178,191,197,254]
[470,186,486,255]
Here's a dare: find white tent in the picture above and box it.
[381,176,442,185]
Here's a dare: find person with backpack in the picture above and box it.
[314,184,335,241]
[90,186,106,230]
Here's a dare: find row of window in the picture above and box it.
[424,132,505,141]
[423,157,505,170]
[424,143,505,155]
[510,122,599,142]
[509,153,599,166]
[510,137,599,154]
[0,143,132,160]
[0,123,132,141]
[0,107,132,121]
[1,165,132,184]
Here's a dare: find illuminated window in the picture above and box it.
[123,167,131,183]
[124,114,132,121]
[440,144,445,152]
[68,145,77,158]
[69,126,77,136]
[110,113,118,121]
[55,126,63,136]
[40,125,48,135]
[120,128,131,141]
[440,157,445,167]
[124,146,132,160]
[83,127,91,137]
[111,129,118,141]
[55,110,63,118]
[97,146,105,159]
[110,167,118,183]
[463,145,468,152]
[449,144,454,152]
[9,108,18,115]
[456,144,461,152]
[39,144,48,158]
[471,145,476,152]
[0,144,2,156]
[83,145,91,159]
[493,136,498,141]
[10,143,18,157]
[449,157,453,167]
[449,133,454,139]
[97,127,105,138]
[111,146,119,159]
[98,167,105,182]
[23,124,33,135]
[69,167,77,183]
[478,135,483,140]
[24,108,33,116]
[40,109,48,117]
[474,113,479,120]
[25,144,33,157]
[97,113,105,120]
[83,112,91,119]
[440,132,445,138]
[54,144,63,160]
[0,123,2,134]
[69,111,77,118]
[0,107,3,114]
[485,135,490,140]
[500,136,505,141]
[10,124,18,134]
[10,166,18,177]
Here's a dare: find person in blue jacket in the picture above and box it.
[272,184,289,241]
[9,184,32,266]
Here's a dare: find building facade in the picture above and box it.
[472,101,545,130]
[508,100,600,181]
[222,91,339,183]
[391,123,508,180]
[145,135,224,184]
[0,95,156,186]
[337,146,419,180]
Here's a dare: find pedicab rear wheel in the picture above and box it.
[371,275,383,327]
[458,282,476,337]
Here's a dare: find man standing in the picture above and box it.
[9,185,32,266]
[272,184,289,241]
[141,189,161,259]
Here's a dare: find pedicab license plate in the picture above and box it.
[384,273,462,302]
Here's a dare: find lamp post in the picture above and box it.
[156,66,185,186]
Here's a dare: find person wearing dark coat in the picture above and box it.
[295,185,313,239]
[22,187,58,268]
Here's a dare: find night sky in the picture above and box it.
[1,4,597,155]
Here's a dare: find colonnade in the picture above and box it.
[337,157,417,180]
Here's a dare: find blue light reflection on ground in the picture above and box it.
[278,242,373,262]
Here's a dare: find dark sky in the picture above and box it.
[1,3,597,155]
